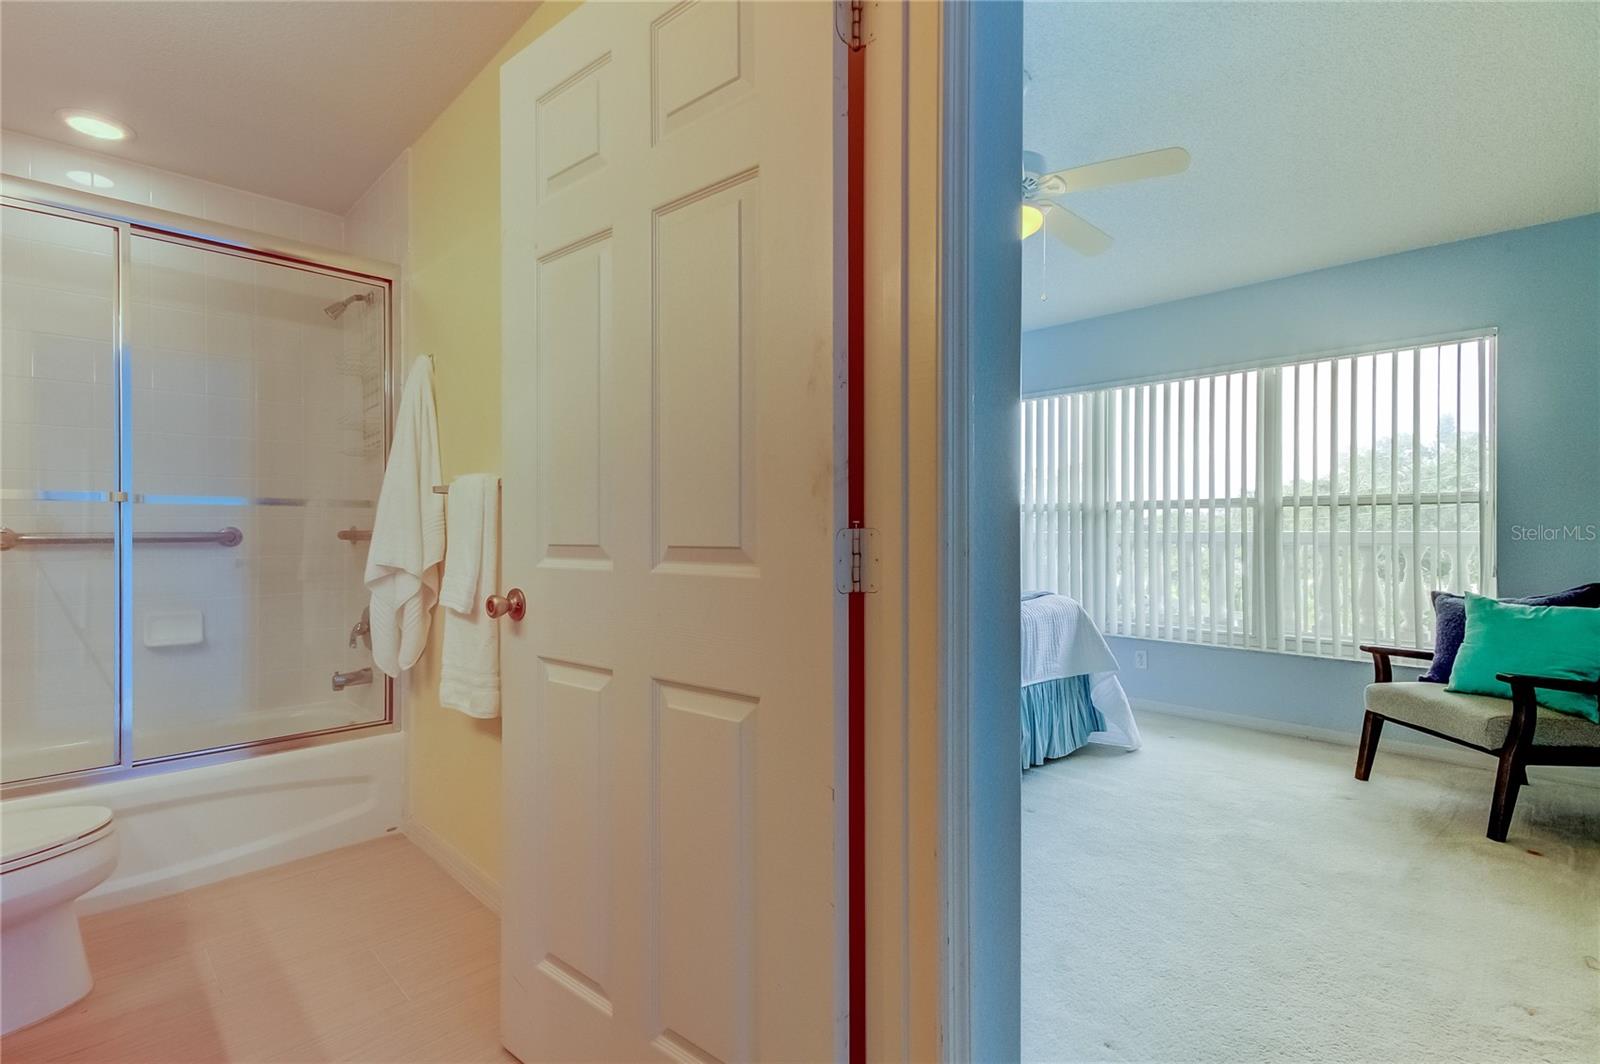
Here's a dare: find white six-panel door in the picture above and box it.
[499,3,843,1061]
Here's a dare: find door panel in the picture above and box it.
[536,656,612,998]
[655,680,756,1064]
[653,175,758,570]
[535,235,611,566]
[537,59,611,199]
[500,2,842,1061]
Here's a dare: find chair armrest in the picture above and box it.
[1360,644,1436,684]
[1494,673,1600,752]
[1495,673,1600,697]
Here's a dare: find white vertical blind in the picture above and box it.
[1020,335,1497,658]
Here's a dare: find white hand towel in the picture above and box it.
[365,357,445,677]
[439,474,500,718]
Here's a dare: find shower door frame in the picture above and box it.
[1,174,400,796]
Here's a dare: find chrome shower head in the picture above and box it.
[323,292,371,320]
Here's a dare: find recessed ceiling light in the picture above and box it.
[57,110,132,142]
[66,170,115,189]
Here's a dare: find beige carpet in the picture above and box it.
[1022,712,1600,1064]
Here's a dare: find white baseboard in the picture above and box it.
[403,817,501,914]
[1133,698,1600,790]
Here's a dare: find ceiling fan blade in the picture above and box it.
[1044,147,1190,195]
[1044,203,1112,256]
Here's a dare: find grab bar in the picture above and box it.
[0,526,244,551]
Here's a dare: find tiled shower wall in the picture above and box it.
[1,131,388,782]
[0,129,345,246]
[345,151,410,270]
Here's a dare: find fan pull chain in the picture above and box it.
[1040,223,1049,301]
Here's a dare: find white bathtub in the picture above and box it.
[2,704,375,782]
[0,731,403,914]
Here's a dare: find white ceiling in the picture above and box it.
[1022,1,1600,331]
[0,1,538,212]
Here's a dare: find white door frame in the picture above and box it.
[937,2,1024,1061]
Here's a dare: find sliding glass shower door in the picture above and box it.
[126,234,389,761]
[0,204,121,781]
[0,194,394,786]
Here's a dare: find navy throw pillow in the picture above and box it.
[1421,582,1600,683]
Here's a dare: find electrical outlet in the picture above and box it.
[1133,650,1148,670]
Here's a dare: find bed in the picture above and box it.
[1021,592,1141,768]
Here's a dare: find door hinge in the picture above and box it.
[835,524,880,594]
[836,0,871,51]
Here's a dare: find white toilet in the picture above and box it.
[0,805,119,1035]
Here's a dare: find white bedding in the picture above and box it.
[1021,592,1142,751]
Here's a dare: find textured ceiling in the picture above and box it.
[1022,1,1600,330]
[0,1,537,212]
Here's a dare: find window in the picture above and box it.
[1020,334,1497,659]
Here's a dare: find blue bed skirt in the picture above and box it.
[1021,674,1105,768]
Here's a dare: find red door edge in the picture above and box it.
[846,33,867,1064]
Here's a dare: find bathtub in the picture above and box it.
[1,704,376,782]
[0,731,403,914]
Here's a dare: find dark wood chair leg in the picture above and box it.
[1487,746,1527,842]
[1355,711,1384,781]
[1488,679,1542,842]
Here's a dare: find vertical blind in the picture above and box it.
[1021,334,1497,659]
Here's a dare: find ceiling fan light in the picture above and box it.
[1020,204,1044,240]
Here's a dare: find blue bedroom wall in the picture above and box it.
[1022,214,1600,735]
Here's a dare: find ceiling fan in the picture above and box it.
[1021,146,1190,255]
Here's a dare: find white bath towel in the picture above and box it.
[365,357,445,677]
[438,474,500,718]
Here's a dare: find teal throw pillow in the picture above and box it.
[1447,593,1600,723]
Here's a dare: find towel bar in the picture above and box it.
[431,479,500,494]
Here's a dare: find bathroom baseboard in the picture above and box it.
[403,817,502,914]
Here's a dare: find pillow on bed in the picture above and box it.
[1421,583,1600,684]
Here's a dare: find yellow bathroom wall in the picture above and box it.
[402,0,578,885]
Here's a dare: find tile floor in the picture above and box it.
[3,835,513,1063]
